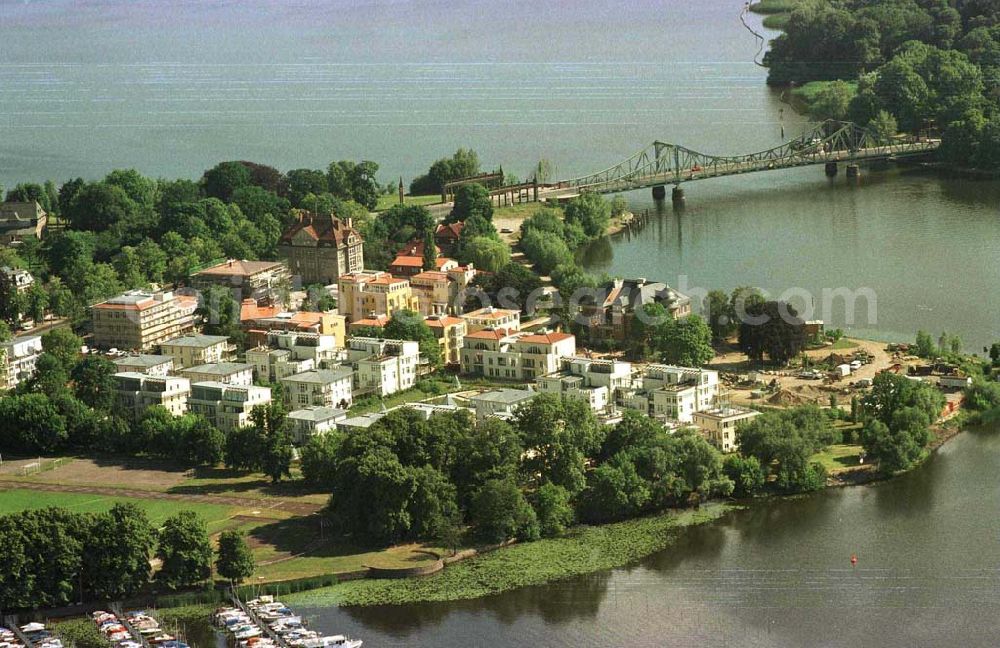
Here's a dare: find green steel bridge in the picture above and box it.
[551,120,940,200]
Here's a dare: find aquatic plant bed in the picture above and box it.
[284,504,734,607]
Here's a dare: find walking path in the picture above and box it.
[0,479,324,516]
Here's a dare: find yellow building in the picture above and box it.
[425,315,467,366]
[338,271,419,323]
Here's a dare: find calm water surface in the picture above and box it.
[5,2,1000,644]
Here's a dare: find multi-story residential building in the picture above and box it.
[286,406,348,444]
[409,263,476,317]
[180,362,254,386]
[91,290,198,352]
[278,211,363,285]
[188,381,271,432]
[623,365,719,423]
[468,388,537,422]
[460,307,520,333]
[424,315,466,366]
[240,299,347,347]
[191,259,291,303]
[346,337,420,396]
[112,354,175,376]
[460,329,576,381]
[246,331,342,382]
[338,271,419,323]
[113,372,191,417]
[0,201,47,247]
[581,278,691,342]
[692,407,761,453]
[159,334,234,369]
[536,356,632,413]
[0,334,43,390]
[0,266,34,294]
[280,368,354,409]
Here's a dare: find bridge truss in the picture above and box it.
[558,121,939,194]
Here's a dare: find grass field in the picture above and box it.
[830,338,860,350]
[812,444,865,473]
[375,193,441,211]
[0,488,241,532]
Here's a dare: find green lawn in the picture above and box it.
[812,444,865,472]
[830,338,860,350]
[376,193,441,211]
[762,13,791,29]
[0,488,240,532]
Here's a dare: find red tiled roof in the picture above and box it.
[411,270,449,282]
[425,316,464,328]
[390,255,424,267]
[435,222,464,241]
[463,308,519,320]
[517,332,574,344]
[351,315,389,329]
[280,212,360,247]
[465,328,514,341]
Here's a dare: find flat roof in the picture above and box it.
[181,362,253,376]
[469,388,536,404]
[160,334,230,348]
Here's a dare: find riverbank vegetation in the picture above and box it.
[763,0,1000,169]
[284,505,732,607]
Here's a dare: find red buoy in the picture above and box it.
[850,554,858,566]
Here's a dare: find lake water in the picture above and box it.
[6,1,1000,644]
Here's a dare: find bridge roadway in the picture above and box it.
[550,139,940,197]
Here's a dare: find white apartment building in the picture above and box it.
[692,407,761,453]
[246,331,341,382]
[159,334,234,369]
[1,334,43,390]
[112,354,174,376]
[460,307,520,333]
[286,406,348,444]
[461,330,576,381]
[188,381,271,432]
[347,337,420,397]
[114,372,191,417]
[623,365,719,423]
[281,367,354,409]
[468,388,537,422]
[180,362,254,387]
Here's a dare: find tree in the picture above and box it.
[809,79,855,121]
[383,309,443,370]
[915,330,937,357]
[64,182,139,232]
[722,454,765,497]
[703,289,734,341]
[156,511,214,589]
[459,236,511,273]
[248,403,294,483]
[448,183,494,224]
[410,148,480,195]
[564,193,611,238]
[201,161,251,201]
[737,405,839,491]
[863,371,945,427]
[0,393,68,454]
[650,313,715,366]
[71,356,118,412]
[105,168,157,209]
[577,452,651,523]
[216,530,255,584]
[286,168,330,207]
[532,482,574,537]
[868,109,899,144]
[82,503,155,599]
[738,300,806,365]
[422,230,437,271]
[513,394,604,494]
[300,431,344,488]
[468,478,539,544]
[519,229,573,275]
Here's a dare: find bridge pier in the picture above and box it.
[846,164,861,180]
[824,162,838,177]
[672,186,685,206]
[652,185,666,200]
